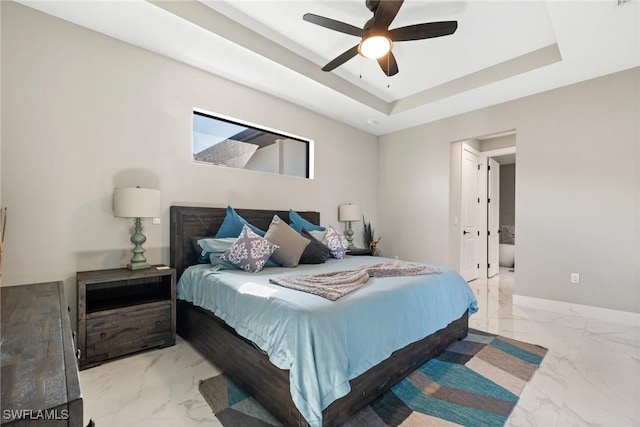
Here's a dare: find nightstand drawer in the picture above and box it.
[86,301,171,359]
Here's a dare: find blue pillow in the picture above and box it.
[288,209,325,233]
[192,236,216,263]
[215,206,266,238]
[197,237,240,270]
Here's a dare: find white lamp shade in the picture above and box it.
[338,204,361,222]
[113,187,161,218]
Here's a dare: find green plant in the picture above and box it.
[362,216,380,248]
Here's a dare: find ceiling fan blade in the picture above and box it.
[389,21,458,42]
[322,45,360,72]
[377,50,399,76]
[303,13,363,37]
[373,0,404,30]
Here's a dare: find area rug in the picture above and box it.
[198,329,547,427]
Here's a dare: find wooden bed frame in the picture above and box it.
[170,205,469,427]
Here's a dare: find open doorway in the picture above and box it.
[451,132,515,282]
[493,153,516,273]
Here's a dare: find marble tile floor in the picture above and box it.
[80,268,640,426]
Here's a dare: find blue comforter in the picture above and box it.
[177,257,478,427]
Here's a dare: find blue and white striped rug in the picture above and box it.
[198,329,547,427]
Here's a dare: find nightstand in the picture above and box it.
[76,266,176,370]
[346,248,373,256]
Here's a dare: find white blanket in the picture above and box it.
[269,259,441,300]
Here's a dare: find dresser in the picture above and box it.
[1,281,84,426]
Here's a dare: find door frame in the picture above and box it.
[477,146,516,279]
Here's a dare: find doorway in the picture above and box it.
[453,133,516,281]
[493,153,516,272]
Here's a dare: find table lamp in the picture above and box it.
[113,187,161,270]
[338,204,361,250]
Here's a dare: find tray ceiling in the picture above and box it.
[18,0,640,135]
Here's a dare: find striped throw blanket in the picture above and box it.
[269,260,441,301]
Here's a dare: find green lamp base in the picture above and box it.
[345,221,356,250]
[127,261,151,270]
[126,217,151,270]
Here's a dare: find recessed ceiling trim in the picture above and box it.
[17,0,639,136]
[149,0,390,115]
[391,43,562,115]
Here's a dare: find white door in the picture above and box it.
[461,148,480,281]
[487,158,500,278]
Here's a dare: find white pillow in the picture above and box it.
[308,229,328,242]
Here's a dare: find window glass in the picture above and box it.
[193,111,311,178]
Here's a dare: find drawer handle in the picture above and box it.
[76,348,82,360]
[155,321,162,327]
[100,332,107,339]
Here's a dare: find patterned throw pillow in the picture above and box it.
[198,237,280,270]
[220,225,279,273]
[322,226,349,259]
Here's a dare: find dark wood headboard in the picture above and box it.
[169,206,320,279]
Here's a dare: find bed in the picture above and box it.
[170,206,477,427]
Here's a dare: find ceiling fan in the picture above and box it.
[303,0,458,76]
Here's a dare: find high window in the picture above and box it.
[193,110,312,179]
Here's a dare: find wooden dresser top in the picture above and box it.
[1,282,82,423]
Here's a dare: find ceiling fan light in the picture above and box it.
[359,36,392,59]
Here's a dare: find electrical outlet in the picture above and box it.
[152,217,161,225]
[571,273,580,284]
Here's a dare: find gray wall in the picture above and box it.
[379,67,639,314]
[0,3,378,325]
[500,164,516,226]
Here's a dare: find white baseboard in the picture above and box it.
[513,295,640,326]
